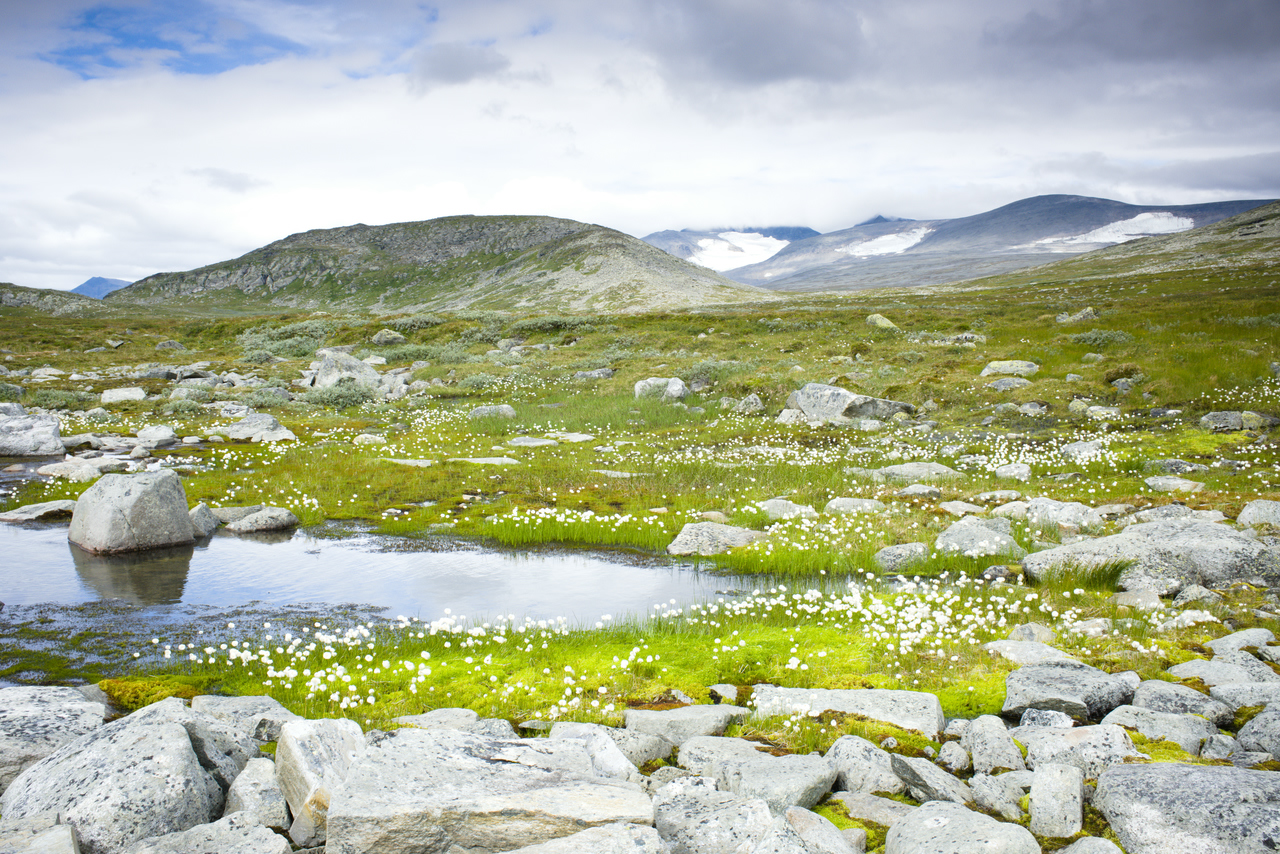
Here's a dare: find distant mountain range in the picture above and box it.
[71,276,132,298]
[643,195,1274,292]
[108,215,778,314]
[641,226,821,272]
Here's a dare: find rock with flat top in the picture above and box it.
[786,383,914,423]
[666,522,764,556]
[885,801,1038,854]
[0,415,64,456]
[68,470,195,554]
[825,735,904,795]
[275,718,366,846]
[0,687,105,795]
[624,705,748,747]
[678,736,837,813]
[124,811,289,854]
[0,500,77,523]
[752,686,944,740]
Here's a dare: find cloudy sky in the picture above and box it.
[3,0,1279,291]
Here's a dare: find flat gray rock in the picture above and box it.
[1022,518,1280,595]
[447,456,522,465]
[1002,660,1135,720]
[786,383,913,423]
[224,507,299,534]
[1013,724,1145,778]
[935,515,1026,558]
[548,722,642,784]
[824,497,886,515]
[190,695,301,742]
[828,791,915,828]
[982,640,1076,666]
[873,542,927,572]
[393,707,479,731]
[1240,500,1280,529]
[1210,683,1280,710]
[1030,763,1083,838]
[123,811,289,854]
[1206,628,1276,654]
[0,699,230,854]
[469,404,517,419]
[653,777,772,854]
[0,687,105,795]
[1025,496,1104,530]
[0,817,81,854]
[1096,763,1280,853]
[666,522,764,556]
[980,360,1039,378]
[825,735,904,795]
[1237,706,1280,759]
[220,413,296,443]
[781,806,859,854]
[1058,839,1124,854]
[968,772,1024,821]
[884,801,1038,854]
[188,502,220,538]
[678,736,837,813]
[67,470,195,554]
[988,377,1032,391]
[624,705,747,746]
[507,436,558,447]
[1100,704,1218,755]
[878,462,963,482]
[505,823,664,853]
[0,500,77,524]
[101,387,146,404]
[756,498,818,521]
[1168,657,1259,686]
[751,686,944,739]
[326,728,652,854]
[1131,680,1234,727]
[888,755,971,804]
[1060,440,1104,463]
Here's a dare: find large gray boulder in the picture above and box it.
[980,360,1039,378]
[1003,660,1134,720]
[666,522,765,556]
[653,777,773,854]
[1240,500,1280,528]
[0,414,64,456]
[504,823,664,853]
[548,722,642,784]
[785,383,914,423]
[0,687,105,795]
[67,470,196,554]
[960,715,1025,774]
[751,686,944,740]
[624,705,748,746]
[223,758,289,831]
[325,729,652,854]
[677,736,837,813]
[877,462,963,482]
[935,516,1026,559]
[220,413,296,443]
[0,698,241,854]
[1025,497,1104,530]
[0,499,78,524]
[1101,705,1218,755]
[312,352,380,390]
[190,695,301,743]
[824,735,904,795]
[1022,518,1280,594]
[1237,706,1280,759]
[122,812,290,854]
[1131,679,1234,727]
[1096,763,1280,853]
[889,755,971,804]
[275,718,365,846]
[1030,763,1083,838]
[1014,724,1145,778]
[884,801,1038,854]
[634,377,689,402]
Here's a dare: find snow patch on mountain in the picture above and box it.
[836,227,932,257]
[1040,212,1196,247]
[690,232,790,271]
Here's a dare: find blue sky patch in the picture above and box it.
[44,1,306,78]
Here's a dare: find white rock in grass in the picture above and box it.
[1239,499,1280,528]
[756,499,818,521]
[666,522,764,556]
[824,498,885,515]
[0,415,65,456]
[885,801,1038,854]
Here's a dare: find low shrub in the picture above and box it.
[29,389,96,410]
[304,380,378,409]
[0,383,21,402]
[508,316,597,335]
[161,400,205,416]
[1103,363,1143,384]
[387,313,447,331]
[1069,329,1135,348]
[458,372,500,390]
[237,319,335,359]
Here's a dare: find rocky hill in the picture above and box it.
[724,195,1274,292]
[110,215,779,314]
[0,282,114,316]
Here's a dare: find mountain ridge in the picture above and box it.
[71,276,132,299]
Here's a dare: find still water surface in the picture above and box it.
[0,523,751,624]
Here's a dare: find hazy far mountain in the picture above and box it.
[641,226,821,272]
[71,276,132,299]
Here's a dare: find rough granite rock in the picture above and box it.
[872,542,927,572]
[935,515,1026,559]
[224,507,299,534]
[122,811,290,854]
[678,736,837,813]
[223,758,290,831]
[312,352,380,390]
[980,360,1039,378]
[1022,518,1280,594]
[634,377,690,402]
[666,522,765,556]
[0,687,106,795]
[275,718,366,846]
[824,735,905,796]
[67,470,196,554]
[888,755,971,804]
[1014,725,1145,778]
[960,715,1025,774]
[653,777,773,854]
[877,462,963,482]
[1240,499,1280,529]
[1131,680,1234,727]
[1237,706,1280,760]
[751,686,944,740]
[469,404,517,419]
[326,729,653,854]
[1003,660,1135,720]
[623,705,748,746]
[781,806,859,854]
[1100,705,1218,755]
[884,801,1038,854]
[785,383,914,423]
[190,695,301,743]
[0,414,65,456]
[0,500,78,524]
[968,772,1024,821]
[982,640,1075,666]
[548,722,643,784]
[503,823,664,853]
[1030,763,1083,838]
[825,498,886,515]
[1095,763,1280,854]
[220,413,296,443]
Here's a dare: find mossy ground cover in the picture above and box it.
[2,268,1279,781]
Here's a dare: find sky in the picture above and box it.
[2,0,1279,291]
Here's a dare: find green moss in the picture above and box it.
[98,675,216,711]
[814,799,888,851]
[1234,704,1267,731]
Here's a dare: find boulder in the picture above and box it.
[36,456,128,483]
[828,791,915,828]
[123,812,289,854]
[873,543,927,572]
[733,394,765,416]
[0,415,64,456]
[756,499,818,521]
[0,500,78,523]
[1003,660,1133,720]
[394,707,479,732]
[1210,683,1280,710]
[68,470,196,554]
[1207,628,1276,654]
[1130,680,1233,727]
[960,715,1025,774]
[0,699,237,854]
[224,507,299,534]
[1022,518,1280,595]
[275,718,366,846]
[1025,497,1104,530]
[751,686,944,739]
[312,353,380,390]
[877,462,962,482]
[101,388,146,404]
[634,378,690,402]
[1014,725,1145,778]
[1030,763,1083,838]
[1099,703,1220,754]
[1236,706,1280,759]
[0,817,82,854]
[968,772,1024,821]
[884,801,1038,854]
[469,404,517,419]
[0,687,106,795]
[325,729,652,854]
[1060,440,1104,463]
[1168,656,1273,687]
[190,695,301,743]
[982,640,1075,666]
[666,522,765,556]
[371,329,407,345]
[785,384,914,423]
[548,722,642,784]
[504,823,664,853]
[1240,500,1280,529]
[988,377,1032,392]
[573,368,615,381]
[135,425,177,447]
[624,705,748,747]
[980,360,1039,378]
[824,735,904,795]
[935,516,1026,559]
[189,503,220,538]
[653,777,773,854]
[220,414,296,443]
[889,755,971,804]
[1145,475,1203,493]
[824,498,885,515]
[780,806,859,854]
[223,758,290,831]
[1095,763,1280,854]
[677,736,837,813]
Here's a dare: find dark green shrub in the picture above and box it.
[303,380,377,409]
[387,313,447,331]
[1069,329,1135,348]
[30,389,96,410]
[0,383,21,402]
[161,400,205,416]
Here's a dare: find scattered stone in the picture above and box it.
[624,705,748,747]
[0,414,65,456]
[1002,660,1134,720]
[889,755,971,804]
[987,377,1033,392]
[1030,763,1083,838]
[634,377,689,402]
[503,823,663,853]
[189,502,220,538]
[980,360,1039,378]
[508,436,558,447]
[756,498,818,521]
[0,500,77,523]
[825,736,904,795]
[961,715,1026,774]
[311,352,380,390]
[1240,499,1280,528]
[573,368,615,380]
[224,507,299,534]
[873,542,927,572]
[824,498,885,515]
[448,456,521,465]
[935,515,1026,559]
[666,522,764,556]
[371,329,407,345]
[1060,440,1104,463]
[786,383,914,423]
[469,404,517,419]
[1144,475,1204,493]
[866,314,899,330]
[733,394,765,416]
[101,387,146,404]
[878,462,963,482]
[68,470,196,554]
[884,801,1038,854]
[1100,705,1217,755]
[1019,708,1075,729]
[220,413,296,443]
[653,777,772,854]
[1056,307,1098,324]
[1014,725,1145,778]
[896,483,941,499]
[994,463,1031,481]
[939,500,984,516]
[678,736,837,812]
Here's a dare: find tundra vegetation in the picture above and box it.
[2,258,1279,849]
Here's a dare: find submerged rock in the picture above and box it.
[68,470,196,554]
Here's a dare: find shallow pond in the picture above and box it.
[0,522,753,624]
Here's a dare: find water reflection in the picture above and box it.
[70,541,194,605]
